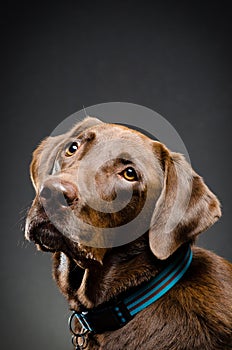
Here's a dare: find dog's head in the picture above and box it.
[25,117,221,267]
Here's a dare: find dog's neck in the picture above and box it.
[55,235,189,312]
[74,237,170,310]
[77,254,157,309]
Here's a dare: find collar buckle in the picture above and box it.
[72,300,133,334]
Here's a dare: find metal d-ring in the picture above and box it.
[69,310,89,349]
[69,310,89,336]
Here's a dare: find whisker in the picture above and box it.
[83,105,88,118]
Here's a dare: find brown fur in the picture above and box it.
[25,117,232,349]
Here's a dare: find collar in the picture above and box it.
[69,245,192,335]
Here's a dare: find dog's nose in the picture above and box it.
[39,179,78,207]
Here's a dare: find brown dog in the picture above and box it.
[25,117,232,349]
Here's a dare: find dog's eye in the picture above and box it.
[65,142,79,157]
[122,167,138,182]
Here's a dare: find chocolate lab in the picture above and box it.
[25,117,232,349]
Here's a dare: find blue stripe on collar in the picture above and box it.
[70,245,193,334]
[124,246,192,316]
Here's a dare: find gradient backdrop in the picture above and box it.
[1,1,231,349]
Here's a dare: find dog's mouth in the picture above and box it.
[26,219,67,252]
[26,213,107,267]
[25,201,77,253]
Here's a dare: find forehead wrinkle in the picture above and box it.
[65,122,152,149]
[85,125,151,150]
[91,125,158,170]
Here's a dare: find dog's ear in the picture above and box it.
[30,117,103,190]
[149,142,221,260]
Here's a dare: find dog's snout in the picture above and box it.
[40,179,78,207]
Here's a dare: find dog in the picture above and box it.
[25,117,232,349]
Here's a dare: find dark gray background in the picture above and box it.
[1,1,231,349]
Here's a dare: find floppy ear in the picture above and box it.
[149,142,221,260]
[30,135,63,190]
[30,117,103,191]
